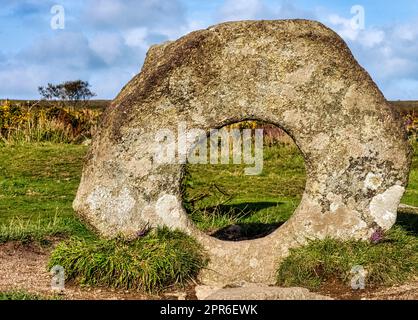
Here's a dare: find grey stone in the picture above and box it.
[195,283,333,300]
[73,20,412,285]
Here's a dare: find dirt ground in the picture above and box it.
[0,242,416,300]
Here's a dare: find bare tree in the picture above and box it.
[38,80,96,108]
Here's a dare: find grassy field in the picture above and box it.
[403,141,418,206]
[0,143,92,241]
[0,143,85,221]
[7,99,110,111]
[0,98,416,295]
[0,141,416,238]
[0,141,307,240]
[0,139,417,291]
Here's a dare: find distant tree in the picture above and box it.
[38,80,96,108]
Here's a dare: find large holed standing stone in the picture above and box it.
[74,20,412,285]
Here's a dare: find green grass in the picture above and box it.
[0,143,93,240]
[48,228,208,293]
[0,141,416,241]
[276,226,418,290]
[275,141,418,290]
[0,214,93,244]
[0,140,416,292]
[184,143,306,233]
[401,141,418,207]
[0,291,60,300]
[0,143,208,292]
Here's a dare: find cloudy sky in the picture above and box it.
[1,0,418,100]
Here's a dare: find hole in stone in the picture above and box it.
[182,121,306,241]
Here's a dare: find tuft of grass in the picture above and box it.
[0,214,94,244]
[48,228,208,293]
[276,226,418,290]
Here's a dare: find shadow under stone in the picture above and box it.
[195,201,289,241]
[205,201,284,219]
[396,211,418,236]
[210,222,285,241]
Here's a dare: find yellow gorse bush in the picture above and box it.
[0,100,30,130]
[0,100,102,144]
[405,113,418,140]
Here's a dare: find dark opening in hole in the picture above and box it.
[182,121,306,241]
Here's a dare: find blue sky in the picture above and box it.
[1,0,418,100]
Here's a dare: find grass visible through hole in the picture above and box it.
[183,140,306,239]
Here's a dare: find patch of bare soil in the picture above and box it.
[0,242,416,300]
[316,278,418,300]
[0,242,157,300]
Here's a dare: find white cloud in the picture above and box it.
[393,23,418,42]
[0,64,78,99]
[358,29,385,48]
[326,14,385,48]
[84,0,124,22]
[328,14,359,40]
[325,13,418,99]
[1,0,418,100]
[18,32,100,69]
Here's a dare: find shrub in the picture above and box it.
[405,113,418,141]
[0,100,101,144]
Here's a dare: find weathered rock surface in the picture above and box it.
[195,283,333,300]
[73,20,412,285]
